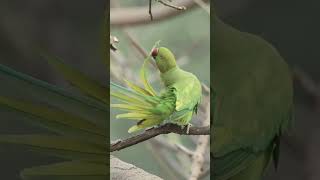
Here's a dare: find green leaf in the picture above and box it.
[0,64,107,126]
[21,161,107,180]
[0,96,106,143]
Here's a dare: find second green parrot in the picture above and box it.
[212,12,293,180]
[111,46,202,133]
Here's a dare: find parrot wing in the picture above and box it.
[212,17,293,157]
[212,16,293,179]
[110,81,176,133]
[214,147,273,180]
[171,75,202,112]
[40,52,108,104]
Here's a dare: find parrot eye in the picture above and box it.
[151,48,158,58]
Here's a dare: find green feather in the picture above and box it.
[110,82,160,104]
[110,103,152,111]
[0,64,107,126]
[41,53,108,104]
[128,118,162,133]
[138,41,161,96]
[116,112,157,120]
[0,96,106,142]
[124,79,153,96]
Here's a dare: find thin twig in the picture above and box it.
[148,140,186,180]
[149,0,153,20]
[123,30,148,57]
[110,35,119,51]
[192,0,210,14]
[111,123,209,152]
[122,30,157,68]
[175,143,194,158]
[159,151,189,180]
[157,0,187,10]
[202,83,210,94]
[293,67,320,107]
[151,136,194,158]
[110,51,139,83]
[111,0,209,26]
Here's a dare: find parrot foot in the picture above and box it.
[185,123,192,134]
[144,126,155,132]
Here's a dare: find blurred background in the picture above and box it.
[0,0,106,179]
[0,0,210,179]
[215,0,320,179]
[110,1,210,179]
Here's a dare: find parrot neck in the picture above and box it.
[156,60,177,73]
[161,66,179,75]
[155,47,178,73]
[160,66,184,86]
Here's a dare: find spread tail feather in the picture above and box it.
[110,80,170,133]
[128,119,163,133]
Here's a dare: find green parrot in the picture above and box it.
[212,13,294,180]
[111,46,202,133]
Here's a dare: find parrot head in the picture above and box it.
[152,47,177,73]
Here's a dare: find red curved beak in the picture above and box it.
[151,48,158,58]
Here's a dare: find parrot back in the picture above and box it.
[160,67,202,125]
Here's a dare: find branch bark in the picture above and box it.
[111,155,163,180]
[110,0,208,27]
[111,123,210,152]
[189,97,210,180]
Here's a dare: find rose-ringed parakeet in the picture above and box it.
[212,14,293,180]
[111,46,202,133]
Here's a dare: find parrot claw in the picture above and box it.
[146,127,155,131]
[186,123,192,134]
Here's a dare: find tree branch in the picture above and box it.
[189,98,210,180]
[189,135,210,180]
[110,35,119,51]
[149,0,153,20]
[157,0,187,10]
[147,139,189,179]
[111,123,210,152]
[293,67,320,108]
[110,0,208,27]
[151,136,194,158]
[192,0,210,14]
[111,155,163,180]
